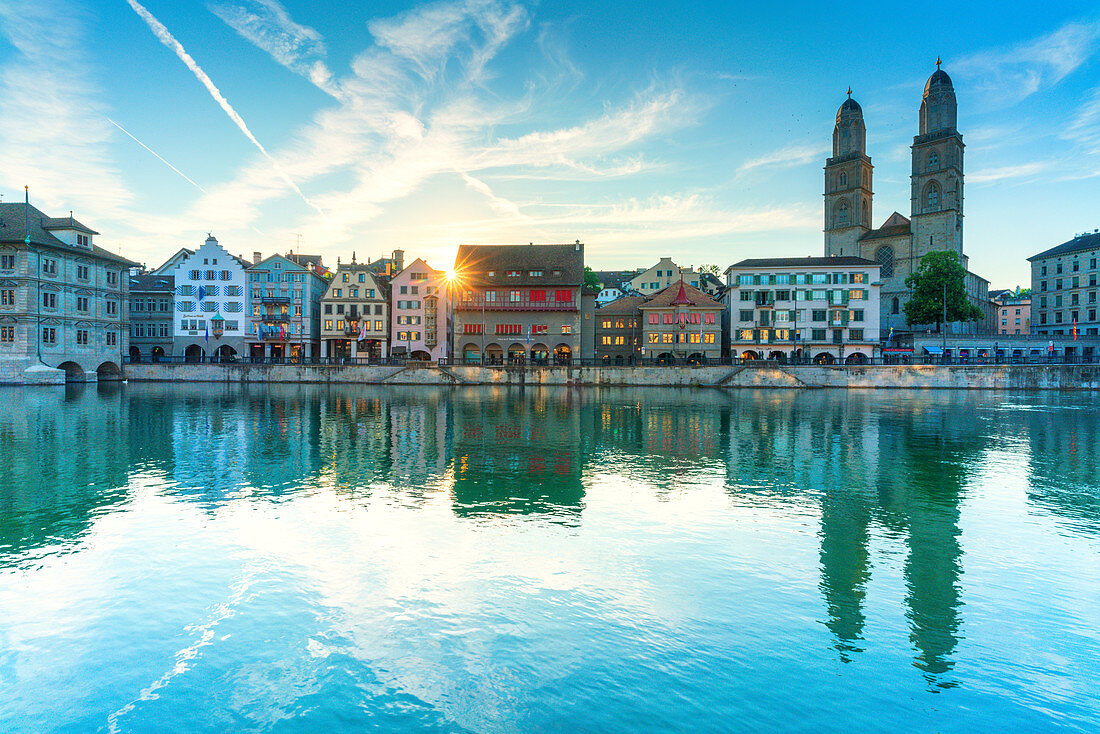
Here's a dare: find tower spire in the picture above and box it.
[935,56,941,69]
[847,86,852,99]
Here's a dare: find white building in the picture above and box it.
[596,287,624,306]
[163,235,251,361]
[724,256,882,364]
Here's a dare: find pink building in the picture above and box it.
[388,258,450,360]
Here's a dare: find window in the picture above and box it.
[42,327,57,344]
[463,324,482,335]
[510,290,522,302]
[375,320,384,331]
[325,320,333,330]
[190,269,200,280]
[76,265,89,280]
[42,292,57,309]
[77,329,89,345]
[532,325,547,335]
[0,289,13,306]
[106,332,117,346]
[555,290,573,303]
[496,324,521,335]
[926,182,940,210]
[849,328,864,340]
[739,310,753,322]
[851,309,864,321]
[849,290,865,300]
[648,333,659,344]
[1,325,14,342]
[507,270,521,277]
[106,301,118,315]
[561,325,573,334]
[927,151,939,170]
[76,296,89,312]
[400,285,408,294]
[531,290,546,302]
[42,258,57,275]
[812,310,826,321]
[834,200,850,227]
[529,270,542,277]
[837,172,847,188]
[0,254,14,270]
[811,329,826,341]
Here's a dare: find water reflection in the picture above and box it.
[1,384,1096,694]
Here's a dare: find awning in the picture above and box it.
[924,346,943,355]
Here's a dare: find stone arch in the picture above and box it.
[740,350,760,361]
[530,342,550,363]
[184,344,204,363]
[875,245,895,279]
[554,344,572,364]
[96,361,122,381]
[833,199,850,228]
[484,342,503,364]
[57,361,85,382]
[845,352,868,365]
[813,352,836,365]
[214,345,237,362]
[924,180,941,212]
[767,350,786,362]
[151,346,165,361]
[687,352,705,365]
[507,343,526,363]
[128,345,141,363]
[410,350,432,361]
[462,343,481,363]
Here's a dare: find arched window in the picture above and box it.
[838,172,847,188]
[925,182,940,211]
[875,245,894,278]
[834,200,850,228]
[927,151,939,171]
[862,200,870,227]
[891,296,900,314]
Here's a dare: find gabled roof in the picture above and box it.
[249,253,310,271]
[597,294,645,314]
[454,243,584,286]
[152,247,195,274]
[0,202,138,266]
[1028,231,1100,261]
[639,281,723,309]
[859,212,911,241]
[393,257,443,281]
[129,273,175,292]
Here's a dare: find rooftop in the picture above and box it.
[0,202,138,267]
[726,256,879,271]
[1027,230,1100,261]
[639,281,723,309]
[454,243,584,286]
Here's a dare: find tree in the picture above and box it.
[1016,287,1032,298]
[583,266,600,290]
[903,251,984,331]
[699,264,721,276]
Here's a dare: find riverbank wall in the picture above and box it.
[121,363,1100,389]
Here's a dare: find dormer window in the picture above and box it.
[529,270,543,277]
[76,234,90,247]
[487,270,496,277]
[507,270,521,277]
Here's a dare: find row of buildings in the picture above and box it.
[3,62,1097,382]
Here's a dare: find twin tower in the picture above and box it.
[823,62,965,300]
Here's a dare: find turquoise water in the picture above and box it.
[1,384,1098,733]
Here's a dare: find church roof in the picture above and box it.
[924,68,953,96]
[1028,231,1100,261]
[859,212,912,241]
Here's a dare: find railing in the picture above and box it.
[122,354,1100,368]
[261,296,290,304]
[261,313,290,322]
[453,299,576,311]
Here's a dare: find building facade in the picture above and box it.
[320,261,389,360]
[724,257,882,363]
[822,63,991,336]
[247,253,327,361]
[128,271,174,361]
[992,291,1031,335]
[0,200,135,383]
[595,295,646,362]
[1029,230,1100,337]
[452,243,584,364]
[628,257,703,295]
[389,258,449,360]
[639,281,724,362]
[165,235,250,361]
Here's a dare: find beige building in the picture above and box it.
[823,62,991,337]
[320,260,389,360]
[628,257,703,295]
[638,281,723,362]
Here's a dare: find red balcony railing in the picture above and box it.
[453,298,576,311]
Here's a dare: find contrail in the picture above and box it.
[108,118,206,192]
[123,0,325,217]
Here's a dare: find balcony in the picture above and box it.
[453,297,576,312]
[344,322,360,335]
[262,313,290,322]
[262,296,290,305]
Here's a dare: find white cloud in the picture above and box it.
[1066,86,1100,155]
[737,143,829,173]
[955,19,1100,106]
[968,162,1051,184]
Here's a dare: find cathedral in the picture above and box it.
[823,61,992,336]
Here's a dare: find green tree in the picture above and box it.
[1016,287,1031,298]
[583,266,600,290]
[903,251,983,331]
[699,264,721,276]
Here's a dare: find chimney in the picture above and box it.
[575,239,581,252]
[253,251,261,264]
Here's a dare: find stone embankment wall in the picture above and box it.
[121,363,1100,390]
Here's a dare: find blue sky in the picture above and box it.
[1,0,1098,287]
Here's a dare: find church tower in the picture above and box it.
[910,59,964,260]
[824,90,873,257]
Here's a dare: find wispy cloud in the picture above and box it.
[737,143,828,172]
[1066,86,1100,155]
[124,0,324,216]
[208,0,338,95]
[968,162,1051,184]
[108,118,207,192]
[955,18,1100,106]
[0,1,133,219]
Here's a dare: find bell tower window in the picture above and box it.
[925,182,940,211]
[838,172,847,188]
[927,151,939,171]
[834,200,850,228]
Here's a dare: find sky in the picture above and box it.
[1,0,1099,288]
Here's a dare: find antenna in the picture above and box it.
[294,233,302,253]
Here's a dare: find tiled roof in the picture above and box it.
[1028,231,1100,261]
[727,256,878,270]
[454,243,584,286]
[129,273,175,292]
[639,281,723,309]
[0,202,139,267]
[859,212,911,241]
[596,294,645,314]
[40,216,98,235]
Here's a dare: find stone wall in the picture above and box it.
[121,362,1100,390]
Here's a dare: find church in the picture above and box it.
[822,61,993,337]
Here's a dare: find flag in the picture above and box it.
[359,320,367,341]
[887,326,894,342]
[197,285,206,301]
[204,324,209,343]
[1073,319,1078,341]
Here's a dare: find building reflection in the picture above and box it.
[0,384,130,561]
[1023,399,1100,535]
[318,389,393,490]
[722,391,980,686]
[449,388,584,520]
